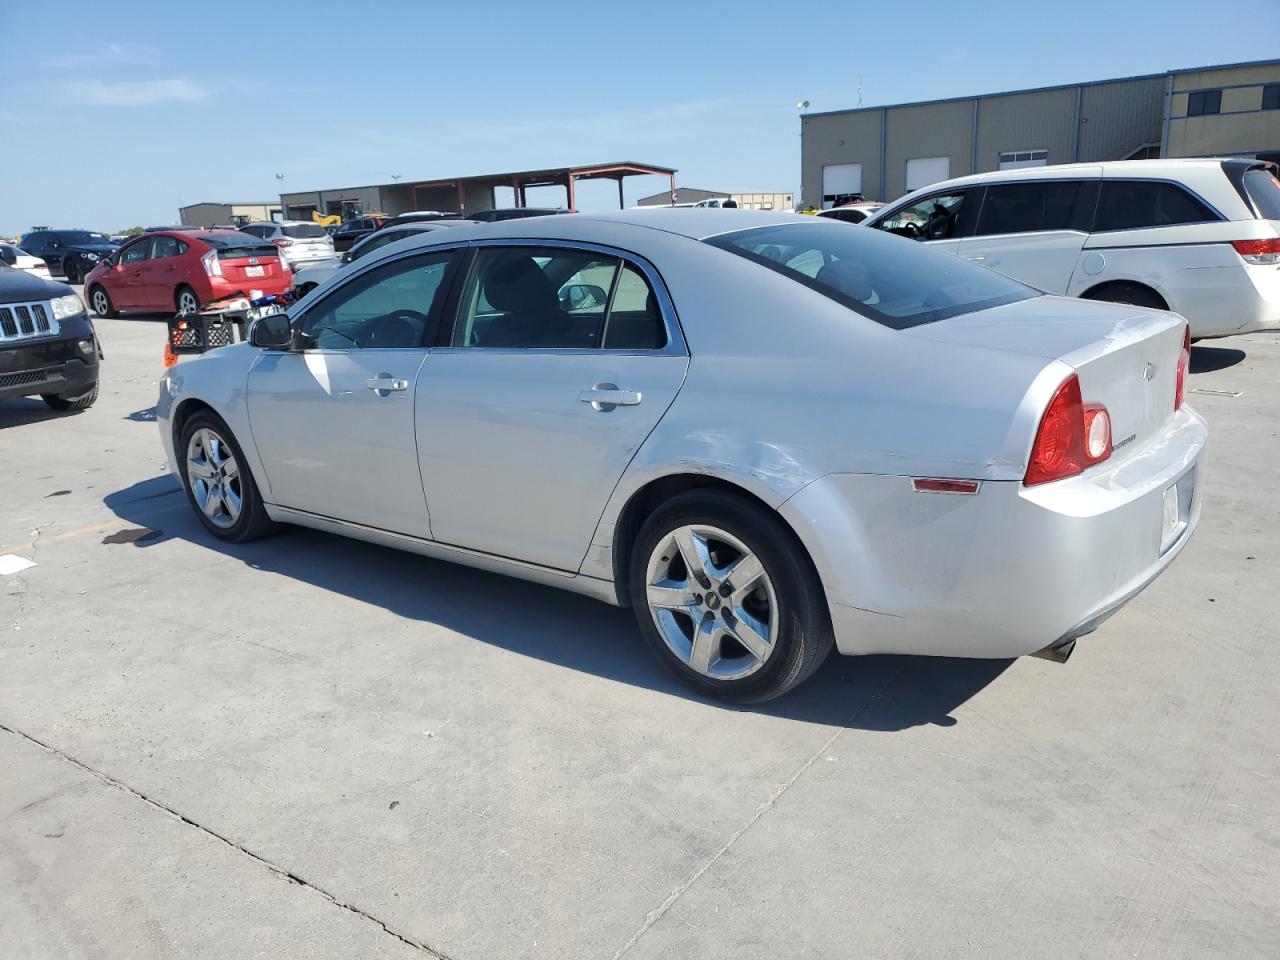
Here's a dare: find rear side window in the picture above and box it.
[974,180,1096,236]
[1242,168,1280,220]
[1093,181,1219,232]
[707,222,1033,329]
[283,224,327,239]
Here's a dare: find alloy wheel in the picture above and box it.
[644,524,779,680]
[91,289,109,316]
[177,289,198,314]
[186,428,242,529]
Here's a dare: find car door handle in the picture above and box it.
[367,375,409,394]
[580,385,642,409]
[963,256,985,263]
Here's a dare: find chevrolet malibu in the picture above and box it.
[156,210,1206,702]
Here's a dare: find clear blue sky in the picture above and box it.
[1,0,1274,234]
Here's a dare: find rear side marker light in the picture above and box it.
[912,478,981,494]
[1231,237,1280,265]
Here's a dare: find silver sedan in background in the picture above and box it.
[156,210,1206,702]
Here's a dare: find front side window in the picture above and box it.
[707,222,1033,329]
[974,180,1092,236]
[121,239,152,264]
[1094,180,1219,232]
[299,251,452,350]
[876,191,972,241]
[1187,90,1222,116]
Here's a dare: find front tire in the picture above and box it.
[89,284,118,319]
[629,489,834,703]
[177,412,277,542]
[42,380,98,412]
[64,261,81,285]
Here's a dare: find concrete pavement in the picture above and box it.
[1,308,1277,958]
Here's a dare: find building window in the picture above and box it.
[998,150,1049,170]
[1263,84,1280,111]
[1187,90,1222,116]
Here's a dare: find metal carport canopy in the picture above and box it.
[408,161,678,212]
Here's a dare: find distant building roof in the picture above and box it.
[637,187,728,206]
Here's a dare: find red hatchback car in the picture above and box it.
[84,230,291,318]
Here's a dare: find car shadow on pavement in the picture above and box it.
[1190,345,1246,374]
[0,398,80,428]
[104,474,1012,730]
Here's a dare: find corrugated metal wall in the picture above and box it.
[1078,76,1166,161]
[884,100,973,198]
[974,87,1077,173]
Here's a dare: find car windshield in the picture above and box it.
[1243,168,1280,220]
[282,224,327,239]
[61,231,111,244]
[706,222,1034,328]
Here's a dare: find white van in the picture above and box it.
[864,159,1280,338]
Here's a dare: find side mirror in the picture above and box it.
[250,312,292,349]
[559,283,607,311]
[341,251,353,264]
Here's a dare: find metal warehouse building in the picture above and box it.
[801,58,1280,208]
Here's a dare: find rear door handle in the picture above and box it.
[964,256,985,263]
[367,375,409,394]
[580,384,642,409]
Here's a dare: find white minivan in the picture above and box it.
[864,159,1280,338]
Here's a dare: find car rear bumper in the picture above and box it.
[0,329,99,400]
[1165,263,1280,338]
[779,406,1207,659]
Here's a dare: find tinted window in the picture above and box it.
[121,239,152,264]
[975,180,1093,236]
[151,236,186,259]
[1187,90,1222,116]
[876,191,972,241]
[1264,84,1280,111]
[20,233,49,252]
[455,247,618,349]
[59,231,110,244]
[1243,168,1280,220]
[603,263,665,349]
[349,229,413,262]
[708,222,1032,329]
[300,252,452,349]
[283,223,326,239]
[1094,181,1219,231]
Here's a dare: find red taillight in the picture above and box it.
[1024,375,1113,486]
[1231,237,1280,265]
[201,249,221,278]
[272,237,293,248]
[1175,324,1191,411]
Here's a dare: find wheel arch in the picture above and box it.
[606,472,820,607]
[1079,279,1169,311]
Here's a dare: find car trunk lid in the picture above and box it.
[906,294,1186,469]
[214,242,286,283]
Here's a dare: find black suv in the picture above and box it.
[0,264,100,411]
[18,229,119,285]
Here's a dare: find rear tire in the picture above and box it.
[42,380,99,412]
[628,489,834,703]
[175,285,199,315]
[88,285,117,319]
[1082,281,1168,311]
[177,411,277,542]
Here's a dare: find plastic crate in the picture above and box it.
[166,313,241,355]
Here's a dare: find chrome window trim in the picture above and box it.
[442,237,689,358]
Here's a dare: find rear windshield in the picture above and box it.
[1243,168,1280,220]
[706,222,1033,329]
[282,224,327,239]
[202,234,279,259]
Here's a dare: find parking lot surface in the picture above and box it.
[2,304,1278,959]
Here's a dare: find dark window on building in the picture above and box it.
[1094,181,1219,232]
[1187,90,1222,116]
[1263,84,1280,111]
[974,180,1095,236]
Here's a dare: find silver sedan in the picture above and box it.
[156,210,1206,702]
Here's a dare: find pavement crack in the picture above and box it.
[609,659,917,960]
[0,719,457,960]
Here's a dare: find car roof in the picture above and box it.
[918,158,1234,191]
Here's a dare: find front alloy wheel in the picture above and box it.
[186,427,242,529]
[645,525,778,680]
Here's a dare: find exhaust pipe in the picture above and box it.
[1030,638,1076,664]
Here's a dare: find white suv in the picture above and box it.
[238,221,336,271]
[864,159,1280,339]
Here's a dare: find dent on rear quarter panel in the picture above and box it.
[577,235,1064,581]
